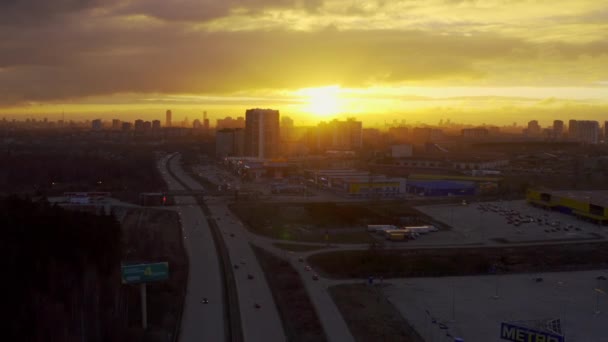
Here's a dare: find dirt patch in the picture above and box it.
[309,243,608,279]
[252,245,326,342]
[329,284,424,342]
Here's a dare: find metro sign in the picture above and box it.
[500,322,564,342]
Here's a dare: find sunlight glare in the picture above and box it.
[298,86,342,117]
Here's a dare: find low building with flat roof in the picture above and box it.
[527,189,608,224]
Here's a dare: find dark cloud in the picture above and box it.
[0,6,607,106]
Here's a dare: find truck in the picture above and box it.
[367,224,398,233]
[386,231,407,241]
[403,225,438,234]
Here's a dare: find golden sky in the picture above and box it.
[1,0,607,126]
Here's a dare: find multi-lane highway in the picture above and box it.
[164,153,286,342]
[158,154,225,342]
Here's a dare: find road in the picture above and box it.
[168,154,286,342]
[158,154,225,342]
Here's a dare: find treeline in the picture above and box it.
[0,146,166,203]
[2,196,124,342]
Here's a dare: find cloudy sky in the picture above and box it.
[1,0,607,125]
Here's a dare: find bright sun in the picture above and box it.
[299,86,342,117]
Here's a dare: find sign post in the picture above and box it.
[141,283,147,329]
[121,262,169,330]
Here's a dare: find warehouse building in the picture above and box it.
[407,180,476,197]
[527,189,608,224]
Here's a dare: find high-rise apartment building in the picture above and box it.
[568,119,578,139]
[527,120,541,136]
[576,120,599,144]
[329,118,362,150]
[244,108,280,159]
[152,120,161,129]
[553,120,564,138]
[166,110,172,127]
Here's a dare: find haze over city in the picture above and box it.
[2,0,608,125]
[4,2,608,342]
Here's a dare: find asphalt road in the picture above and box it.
[169,154,286,342]
[158,154,225,342]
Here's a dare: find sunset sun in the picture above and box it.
[299,86,342,117]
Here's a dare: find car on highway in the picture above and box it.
[247,274,254,280]
[234,264,239,269]
[312,274,319,281]
[254,303,261,309]
[201,298,209,304]
[305,265,312,271]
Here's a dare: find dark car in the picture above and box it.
[312,274,319,281]
[248,274,254,280]
[254,303,261,309]
[201,298,209,304]
[234,264,239,269]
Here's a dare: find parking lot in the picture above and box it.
[385,269,608,341]
[415,200,608,245]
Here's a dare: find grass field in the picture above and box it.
[230,202,383,243]
[309,242,608,279]
[329,284,424,342]
[252,245,326,342]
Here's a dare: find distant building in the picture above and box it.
[112,119,121,130]
[388,126,408,143]
[604,121,608,142]
[281,116,294,141]
[193,119,202,129]
[217,116,245,130]
[244,109,280,159]
[166,110,172,127]
[152,120,161,130]
[462,128,489,139]
[553,120,564,138]
[216,128,245,157]
[568,119,578,139]
[390,144,413,158]
[328,118,362,150]
[121,122,132,131]
[576,120,600,144]
[92,119,103,131]
[143,121,152,130]
[134,119,144,130]
[526,120,541,136]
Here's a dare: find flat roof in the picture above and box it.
[542,190,608,208]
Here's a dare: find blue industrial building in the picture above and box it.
[407,180,476,197]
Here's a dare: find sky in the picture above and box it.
[1,0,608,126]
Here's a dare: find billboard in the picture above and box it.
[121,262,169,284]
[500,322,564,342]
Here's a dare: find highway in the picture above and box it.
[157,154,225,342]
[167,154,286,342]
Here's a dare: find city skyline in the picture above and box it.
[1,1,608,124]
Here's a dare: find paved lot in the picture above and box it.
[415,200,608,245]
[386,270,608,342]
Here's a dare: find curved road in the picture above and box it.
[168,154,286,342]
[158,154,225,342]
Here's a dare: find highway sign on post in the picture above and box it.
[121,262,169,330]
[121,262,169,284]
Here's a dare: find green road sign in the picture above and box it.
[121,262,169,284]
